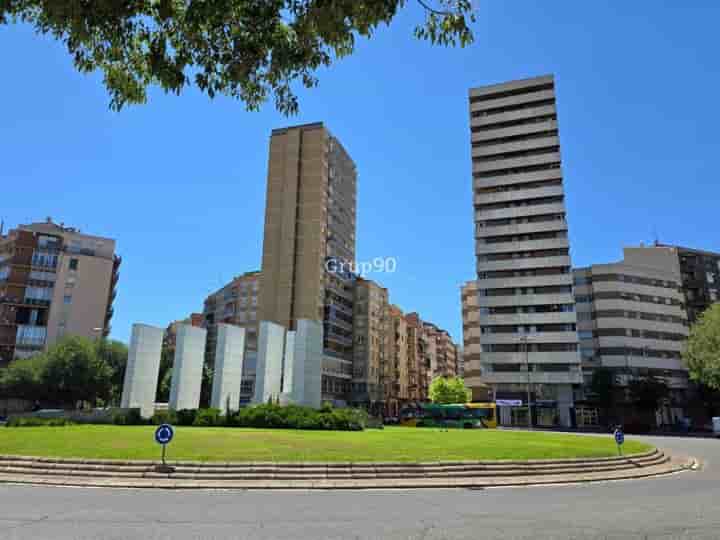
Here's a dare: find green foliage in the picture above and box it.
[95,339,129,405]
[41,336,113,407]
[684,303,720,390]
[231,404,367,431]
[0,0,476,114]
[628,376,670,412]
[0,336,119,407]
[175,409,198,426]
[112,408,146,426]
[6,416,73,427]
[590,368,616,408]
[428,376,471,404]
[0,355,48,399]
[150,409,178,426]
[192,408,222,427]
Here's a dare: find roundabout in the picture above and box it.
[0,434,712,540]
[0,426,694,490]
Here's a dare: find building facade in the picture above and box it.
[659,245,720,324]
[0,219,120,367]
[258,122,357,404]
[574,246,690,425]
[202,271,260,404]
[469,74,581,427]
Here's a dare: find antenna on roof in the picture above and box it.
[653,226,660,246]
[0,219,4,236]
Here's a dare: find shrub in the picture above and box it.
[230,403,367,431]
[6,416,73,427]
[150,409,178,426]
[175,409,198,426]
[192,408,222,427]
[112,408,146,425]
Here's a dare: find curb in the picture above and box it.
[0,450,696,490]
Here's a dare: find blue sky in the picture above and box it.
[1,2,719,345]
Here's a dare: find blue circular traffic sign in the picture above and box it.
[614,429,625,446]
[155,424,174,445]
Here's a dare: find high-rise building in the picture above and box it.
[574,246,689,425]
[469,74,581,427]
[258,122,356,403]
[350,277,389,410]
[202,271,260,403]
[0,218,120,367]
[656,244,720,324]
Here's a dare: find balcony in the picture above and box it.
[15,324,47,348]
[475,202,567,222]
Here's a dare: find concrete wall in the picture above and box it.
[253,321,285,403]
[121,324,163,418]
[293,319,323,408]
[210,324,246,413]
[283,330,296,395]
[169,325,207,411]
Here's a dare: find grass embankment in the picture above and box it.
[0,426,653,462]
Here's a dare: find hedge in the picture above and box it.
[6,416,74,427]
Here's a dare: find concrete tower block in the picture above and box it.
[210,324,246,414]
[293,319,323,408]
[169,325,207,411]
[121,324,163,419]
[253,321,285,404]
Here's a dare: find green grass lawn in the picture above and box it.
[0,426,653,462]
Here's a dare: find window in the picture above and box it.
[63,295,72,305]
[69,258,79,271]
[578,330,593,340]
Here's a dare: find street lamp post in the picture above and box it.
[521,335,532,429]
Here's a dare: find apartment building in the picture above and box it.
[461,280,485,398]
[384,305,409,416]
[0,219,120,367]
[202,271,260,403]
[350,278,388,410]
[658,244,720,324]
[469,75,581,427]
[574,246,689,424]
[258,122,357,403]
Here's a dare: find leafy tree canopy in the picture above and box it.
[628,376,669,413]
[589,367,615,408]
[1,0,476,113]
[429,376,470,404]
[684,303,720,390]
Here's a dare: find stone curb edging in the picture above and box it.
[0,449,697,490]
[0,456,695,490]
[0,449,659,467]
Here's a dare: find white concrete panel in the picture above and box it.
[253,321,285,403]
[169,325,207,411]
[283,331,296,396]
[210,324,245,414]
[120,324,163,418]
[293,319,323,408]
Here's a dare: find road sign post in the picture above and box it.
[154,424,175,473]
[614,427,625,456]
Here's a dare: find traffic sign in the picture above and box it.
[614,427,625,456]
[155,424,174,445]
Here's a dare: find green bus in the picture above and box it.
[399,403,497,429]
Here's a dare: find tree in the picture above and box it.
[0,1,475,114]
[95,339,128,405]
[589,367,615,424]
[628,376,669,418]
[0,354,48,401]
[684,303,720,390]
[429,376,470,404]
[41,336,113,408]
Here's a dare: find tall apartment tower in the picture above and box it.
[0,219,120,367]
[259,122,357,403]
[469,75,581,427]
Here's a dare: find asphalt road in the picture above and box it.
[0,435,718,540]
